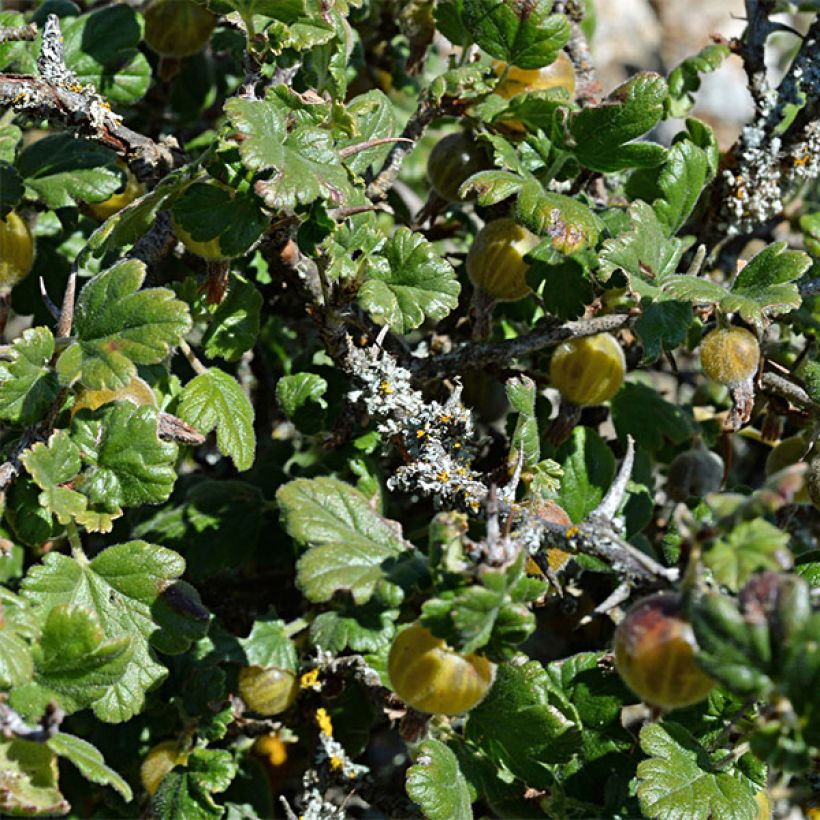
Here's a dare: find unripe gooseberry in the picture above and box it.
[140,740,189,796]
[614,593,715,710]
[466,218,539,302]
[71,375,156,418]
[766,435,812,504]
[387,623,495,715]
[0,210,35,291]
[666,444,724,502]
[87,161,144,221]
[549,333,626,406]
[699,326,760,388]
[143,0,216,58]
[238,665,299,716]
[171,179,235,261]
[426,131,490,202]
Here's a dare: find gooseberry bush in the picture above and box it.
[0,0,819,817]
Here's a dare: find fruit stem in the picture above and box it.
[178,339,207,376]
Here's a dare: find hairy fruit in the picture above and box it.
[144,0,216,58]
[140,740,189,796]
[700,326,760,387]
[614,593,715,710]
[0,210,34,291]
[387,623,495,715]
[427,130,490,202]
[87,161,144,221]
[466,218,539,302]
[549,333,626,406]
[238,666,299,716]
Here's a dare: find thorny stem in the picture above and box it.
[0,23,37,43]
[55,268,77,339]
[591,435,635,522]
[411,313,635,379]
[366,98,445,201]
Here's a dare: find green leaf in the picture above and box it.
[636,722,758,820]
[611,380,695,451]
[569,73,667,172]
[652,140,711,235]
[661,274,728,306]
[704,520,792,592]
[310,606,398,653]
[803,361,820,404]
[177,368,256,471]
[421,551,544,658]
[339,90,400,175]
[634,300,693,363]
[665,43,731,118]
[224,97,351,212]
[599,200,688,298]
[71,402,178,507]
[152,749,237,820]
[358,227,460,334]
[0,738,69,817]
[17,134,122,210]
[0,161,23,216]
[459,169,524,206]
[721,242,809,322]
[11,604,131,719]
[47,732,132,802]
[171,182,268,259]
[200,276,262,362]
[20,431,87,525]
[515,180,600,254]
[68,259,191,390]
[466,659,581,788]
[133,479,263,582]
[239,618,298,672]
[276,372,328,418]
[0,327,59,426]
[532,257,594,320]
[553,427,615,522]
[277,477,411,604]
[463,0,570,69]
[20,541,207,722]
[435,0,470,46]
[507,375,539,467]
[63,5,150,104]
[406,738,472,820]
[0,590,34,688]
[0,124,21,165]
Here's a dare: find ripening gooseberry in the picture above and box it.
[426,131,490,202]
[493,53,576,100]
[0,210,35,291]
[466,218,539,302]
[238,665,299,716]
[614,593,715,710]
[387,623,495,715]
[87,161,144,221]
[549,333,626,406]
[143,0,216,58]
[699,326,760,388]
